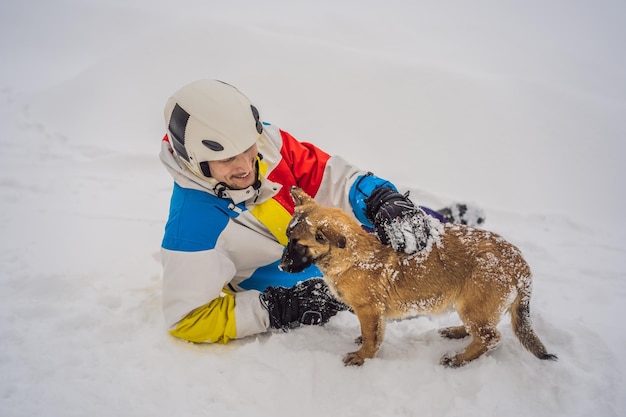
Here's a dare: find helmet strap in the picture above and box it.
[199,161,211,177]
[252,157,262,190]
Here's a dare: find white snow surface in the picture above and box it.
[1,1,625,416]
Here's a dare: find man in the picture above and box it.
[159,79,484,343]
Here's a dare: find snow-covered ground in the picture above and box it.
[1,1,625,416]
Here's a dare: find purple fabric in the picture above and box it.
[420,206,447,223]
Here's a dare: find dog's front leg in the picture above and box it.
[343,310,385,366]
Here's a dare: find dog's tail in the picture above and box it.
[510,277,557,361]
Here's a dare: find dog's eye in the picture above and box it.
[293,242,307,252]
[315,232,325,243]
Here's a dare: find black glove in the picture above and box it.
[365,186,430,254]
[262,278,349,330]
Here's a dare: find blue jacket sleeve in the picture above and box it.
[348,172,398,227]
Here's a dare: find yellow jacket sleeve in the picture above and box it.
[169,293,237,344]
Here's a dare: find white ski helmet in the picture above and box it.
[164,79,263,178]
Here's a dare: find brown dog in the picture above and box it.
[279,187,557,367]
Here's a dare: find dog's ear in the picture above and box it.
[318,227,347,249]
[290,187,314,207]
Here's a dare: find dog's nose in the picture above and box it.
[278,257,291,272]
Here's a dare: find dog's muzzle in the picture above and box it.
[280,240,313,273]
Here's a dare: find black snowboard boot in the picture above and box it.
[438,203,486,227]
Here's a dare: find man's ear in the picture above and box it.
[290,187,314,207]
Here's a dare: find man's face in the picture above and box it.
[207,144,258,190]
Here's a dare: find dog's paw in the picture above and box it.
[439,326,469,340]
[343,352,366,366]
[354,336,363,345]
[440,353,467,368]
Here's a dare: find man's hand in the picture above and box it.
[365,187,431,254]
[262,278,349,330]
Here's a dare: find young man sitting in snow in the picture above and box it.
[159,79,484,343]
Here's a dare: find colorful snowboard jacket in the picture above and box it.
[160,122,395,343]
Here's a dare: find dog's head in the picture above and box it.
[279,188,348,273]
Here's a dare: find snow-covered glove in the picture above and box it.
[365,186,430,254]
[261,278,349,330]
